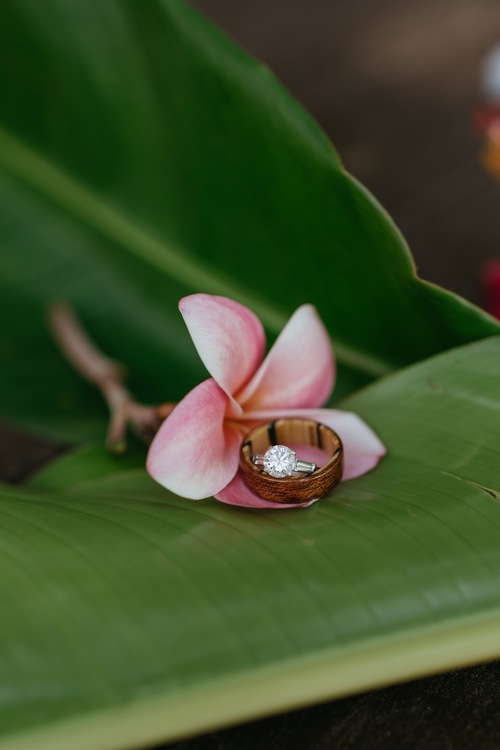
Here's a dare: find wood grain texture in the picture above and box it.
[240,418,343,503]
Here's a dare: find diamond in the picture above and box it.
[263,445,297,478]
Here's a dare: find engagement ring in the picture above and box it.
[240,418,343,504]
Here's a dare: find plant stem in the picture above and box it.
[48,303,174,452]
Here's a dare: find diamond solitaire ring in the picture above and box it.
[252,445,316,478]
[240,418,343,504]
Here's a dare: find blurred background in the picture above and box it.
[3,6,500,745]
[195,0,500,306]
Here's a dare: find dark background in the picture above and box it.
[195,0,500,306]
[172,1,500,747]
[3,1,500,748]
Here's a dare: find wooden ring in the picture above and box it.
[240,418,343,504]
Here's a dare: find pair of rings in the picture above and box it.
[239,418,343,504]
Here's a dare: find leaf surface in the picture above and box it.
[0,0,498,442]
[2,337,500,749]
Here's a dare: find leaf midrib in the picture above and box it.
[0,125,391,377]
[0,596,499,750]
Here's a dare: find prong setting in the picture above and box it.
[252,444,316,478]
[263,445,297,477]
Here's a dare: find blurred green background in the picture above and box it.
[196,0,500,305]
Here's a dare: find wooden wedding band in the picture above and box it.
[240,418,343,504]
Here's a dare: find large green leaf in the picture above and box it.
[0,0,498,442]
[2,337,500,750]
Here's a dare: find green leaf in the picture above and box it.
[28,445,143,492]
[3,336,500,750]
[0,0,498,442]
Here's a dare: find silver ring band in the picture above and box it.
[252,445,317,478]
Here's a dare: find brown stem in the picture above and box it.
[48,303,175,452]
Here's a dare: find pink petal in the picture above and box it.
[179,294,266,397]
[215,471,318,509]
[236,305,334,410]
[147,379,241,499]
[242,408,386,481]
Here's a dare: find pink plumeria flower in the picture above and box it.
[147,294,385,509]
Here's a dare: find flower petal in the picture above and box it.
[179,294,266,397]
[242,408,386,481]
[215,471,318,509]
[237,305,334,410]
[147,379,241,499]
